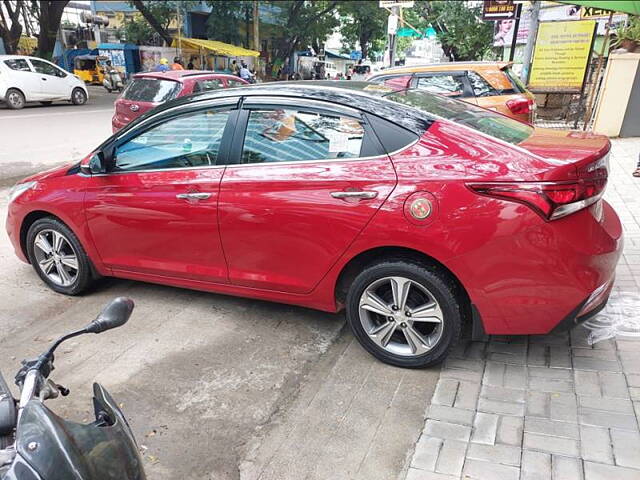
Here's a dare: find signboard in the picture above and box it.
[379,1,414,8]
[528,20,597,93]
[483,0,516,20]
[350,50,362,60]
[387,14,398,35]
[580,6,615,18]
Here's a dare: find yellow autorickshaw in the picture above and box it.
[73,55,108,85]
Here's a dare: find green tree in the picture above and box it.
[130,0,195,46]
[117,16,156,45]
[268,1,339,65]
[205,0,253,47]
[410,1,494,61]
[0,1,24,54]
[337,1,387,61]
[35,1,70,59]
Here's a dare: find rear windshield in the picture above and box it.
[503,67,526,94]
[387,90,533,144]
[123,78,181,103]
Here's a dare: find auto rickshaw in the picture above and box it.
[73,55,108,85]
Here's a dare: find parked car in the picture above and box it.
[6,82,620,368]
[367,61,536,123]
[0,55,88,109]
[112,70,248,132]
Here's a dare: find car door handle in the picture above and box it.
[176,192,212,201]
[330,191,378,200]
[41,78,47,81]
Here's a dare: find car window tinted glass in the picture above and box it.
[504,67,526,94]
[123,78,181,102]
[193,78,222,92]
[388,91,533,144]
[467,71,497,97]
[4,59,31,71]
[114,110,230,171]
[31,59,66,77]
[227,79,245,87]
[415,75,465,97]
[241,109,364,164]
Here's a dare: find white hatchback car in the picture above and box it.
[0,55,89,109]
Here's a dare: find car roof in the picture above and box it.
[132,70,242,83]
[371,61,511,76]
[0,55,51,61]
[143,81,432,134]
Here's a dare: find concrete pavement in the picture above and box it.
[0,94,439,479]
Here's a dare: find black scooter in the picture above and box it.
[0,297,146,479]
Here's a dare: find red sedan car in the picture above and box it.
[6,83,622,368]
[111,70,248,132]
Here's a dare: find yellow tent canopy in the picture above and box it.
[172,37,259,57]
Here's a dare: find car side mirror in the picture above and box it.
[80,152,106,175]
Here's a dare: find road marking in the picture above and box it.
[0,108,113,120]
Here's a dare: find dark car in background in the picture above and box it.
[112,70,248,132]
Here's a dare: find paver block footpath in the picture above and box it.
[402,137,640,480]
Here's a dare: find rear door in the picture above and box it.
[1,58,42,100]
[217,98,397,294]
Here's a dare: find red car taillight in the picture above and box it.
[506,97,535,115]
[468,155,609,221]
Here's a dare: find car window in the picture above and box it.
[30,59,66,78]
[241,109,365,164]
[4,59,31,71]
[415,75,466,97]
[467,71,498,97]
[226,78,245,87]
[122,78,181,103]
[114,109,230,172]
[193,78,223,92]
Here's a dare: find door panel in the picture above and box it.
[84,108,233,282]
[218,106,396,294]
[29,59,69,99]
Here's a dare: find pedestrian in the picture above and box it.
[346,67,353,80]
[239,62,251,82]
[155,58,170,72]
[187,57,195,69]
[249,68,258,83]
[171,56,184,70]
[634,153,640,177]
[231,60,240,76]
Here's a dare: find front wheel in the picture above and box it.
[26,217,95,295]
[71,88,87,105]
[346,261,462,368]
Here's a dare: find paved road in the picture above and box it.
[0,90,439,479]
[0,86,114,187]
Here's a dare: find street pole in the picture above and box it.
[253,0,259,51]
[176,2,182,55]
[509,3,522,62]
[520,0,540,83]
[389,6,399,68]
[90,0,101,45]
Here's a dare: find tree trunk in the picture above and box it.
[359,32,370,61]
[132,0,173,46]
[0,1,24,55]
[37,1,68,60]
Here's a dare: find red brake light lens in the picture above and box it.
[468,156,609,221]
[506,97,534,115]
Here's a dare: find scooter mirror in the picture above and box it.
[86,297,134,334]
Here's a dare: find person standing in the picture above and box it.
[187,56,195,69]
[231,60,240,76]
[171,56,184,70]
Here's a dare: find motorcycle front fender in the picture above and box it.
[12,383,145,480]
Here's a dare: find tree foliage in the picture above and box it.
[337,1,387,61]
[205,1,254,48]
[36,1,70,59]
[411,0,494,61]
[117,15,157,45]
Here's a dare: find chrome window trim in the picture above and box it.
[84,163,227,177]
[242,96,363,119]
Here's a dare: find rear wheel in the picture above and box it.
[26,218,94,295]
[71,88,87,105]
[346,260,461,368]
[5,89,25,109]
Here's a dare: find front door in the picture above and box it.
[28,58,70,99]
[218,100,397,294]
[84,108,233,283]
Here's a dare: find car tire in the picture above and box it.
[39,101,53,106]
[5,89,25,109]
[26,217,95,295]
[71,88,87,105]
[346,260,462,368]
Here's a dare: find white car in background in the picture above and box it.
[0,55,88,109]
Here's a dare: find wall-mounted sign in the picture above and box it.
[529,20,597,93]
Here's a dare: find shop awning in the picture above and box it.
[171,37,260,57]
[557,1,640,16]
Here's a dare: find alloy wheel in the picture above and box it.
[73,89,86,105]
[32,229,79,287]
[358,276,444,357]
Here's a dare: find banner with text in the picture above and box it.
[528,20,596,93]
